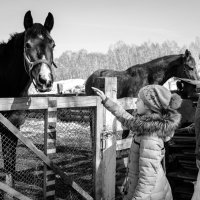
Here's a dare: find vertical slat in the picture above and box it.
[57,83,63,94]
[95,77,117,130]
[103,77,117,200]
[96,77,117,200]
[43,97,57,200]
[102,134,116,200]
[94,97,104,200]
[104,77,117,130]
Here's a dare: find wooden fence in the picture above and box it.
[0,95,103,200]
[0,77,138,200]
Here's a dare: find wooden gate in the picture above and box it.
[0,95,104,200]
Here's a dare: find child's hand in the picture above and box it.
[91,87,107,101]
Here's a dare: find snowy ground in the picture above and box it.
[28,79,86,95]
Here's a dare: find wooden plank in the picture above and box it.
[0,95,136,111]
[94,77,117,131]
[94,97,104,200]
[0,96,98,111]
[43,97,57,200]
[56,96,97,108]
[97,77,117,200]
[0,97,48,111]
[102,134,116,200]
[0,113,51,164]
[0,181,32,200]
[0,113,93,200]
[104,77,117,130]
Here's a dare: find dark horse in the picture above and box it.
[0,11,56,185]
[86,49,199,98]
[85,49,200,138]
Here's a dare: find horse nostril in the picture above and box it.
[46,80,52,88]
[38,75,46,85]
[39,75,52,88]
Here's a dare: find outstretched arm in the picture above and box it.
[92,87,136,130]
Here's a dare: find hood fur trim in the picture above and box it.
[132,111,181,138]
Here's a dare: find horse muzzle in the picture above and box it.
[30,62,54,92]
[33,79,53,92]
[24,53,55,93]
[33,70,54,92]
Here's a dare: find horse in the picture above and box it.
[86,49,199,98]
[85,49,200,138]
[0,11,56,186]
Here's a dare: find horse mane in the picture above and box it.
[0,32,24,46]
[0,32,24,68]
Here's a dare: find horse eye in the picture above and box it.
[25,43,31,49]
[52,43,56,48]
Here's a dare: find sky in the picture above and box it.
[1,0,200,58]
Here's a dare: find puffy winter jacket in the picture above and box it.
[103,98,181,200]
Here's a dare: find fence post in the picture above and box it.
[57,83,63,94]
[43,97,57,199]
[94,97,104,200]
[96,77,117,200]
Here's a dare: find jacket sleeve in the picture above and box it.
[133,136,162,200]
[103,97,136,130]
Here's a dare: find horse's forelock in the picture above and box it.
[25,23,50,39]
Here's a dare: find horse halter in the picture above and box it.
[23,49,57,77]
[23,46,57,91]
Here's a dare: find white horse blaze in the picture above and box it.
[39,63,52,82]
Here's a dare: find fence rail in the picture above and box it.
[0,96,98,111]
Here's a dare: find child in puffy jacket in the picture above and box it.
[92,84,182,200]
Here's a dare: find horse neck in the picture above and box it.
[166,55,183,81]
[0,32,31,97]
[152,55,181,85]
[127,55,181,85]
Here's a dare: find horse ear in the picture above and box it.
[24,10,33,30]
[185,49,191,58]
[44,12,54,32]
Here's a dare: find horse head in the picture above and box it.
[178,49,200,80]
[174,50,200,99]
[23,11,56,92]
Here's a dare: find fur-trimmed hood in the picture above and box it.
[132,111,181,139]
